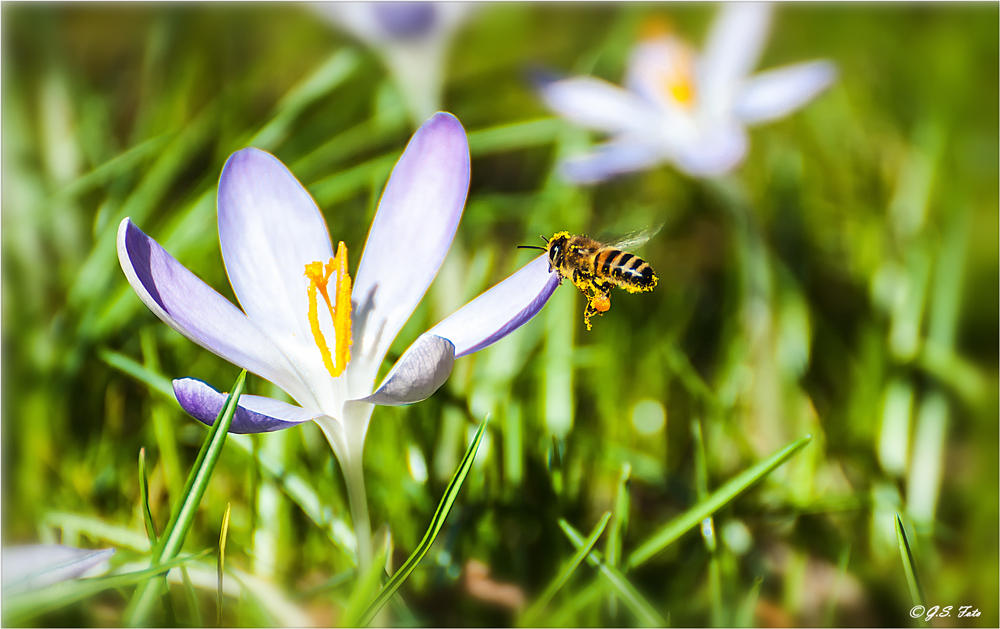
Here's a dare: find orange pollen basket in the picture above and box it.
[593,293,611,313]
[304,242,353,378]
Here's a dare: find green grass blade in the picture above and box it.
[894,514,926,608]
[341,532,391,627]
[54,133,172,202]
[42,512,150,552]
[248,49,360,151]
[520,512,611,626]
[606,464,631,567]
[546,578,605,627]
[180,565,202,626]
[627,436,812,569]
[356,416,490,627]
[4,549,210,625]
[559,520,665,627]
[309,153,399,207]
[735,575,763,628]
[126,370,247,626]
[138,448,158,545]
[466,118,564,155]
[100,348,174,399]
[605,464,631,619]
[692,420,722,625]
[218,503,231,627]
[101,348,352,557]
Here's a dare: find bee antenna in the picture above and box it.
[539,234,549,243]
[517,245,547,251]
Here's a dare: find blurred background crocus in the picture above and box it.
[117,113,559,568]
[540,2,836,182]
[316,2,472,127]
[2,545,114,595]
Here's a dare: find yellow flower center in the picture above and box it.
[639,16,697,108]
[304,242,353,378]
[664,47,696,107]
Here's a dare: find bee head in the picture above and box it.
[547,232,571,267]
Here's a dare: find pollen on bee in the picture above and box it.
[592,293,611,313]
[304,242,353,378]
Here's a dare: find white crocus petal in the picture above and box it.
[676,121,749,176]
[540,77,662,135]
[734,60,837,125]
[698,2,773,115]
[217,148,336,397]
[427,255,560,357]
[321,2,386,44]
[561,137,670,184]
[351,112,470,391]
[116,219,315,408]
[360,334,455,406]
[3,545,114,594]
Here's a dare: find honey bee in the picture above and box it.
[520,228,659,330]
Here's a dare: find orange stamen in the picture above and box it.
[332,242,352,372]
[304,242,353,378]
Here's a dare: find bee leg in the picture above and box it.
[582,286,612,331]
[583,302,596,331]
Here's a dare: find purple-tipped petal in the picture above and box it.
[352,112,470,380]
[699,2,773,112]
[373,2,437,39]
[540,77,660,135]
[426,254,560,358]
[2,545,114,594]
[217,148,337,379]
[560,137,669,184]
[734,60,837,125]
[173,378,323,434]
[117,219,313,406]
[359,334,455,406]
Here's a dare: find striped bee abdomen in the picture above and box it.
[595,248,657,291]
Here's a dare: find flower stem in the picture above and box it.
[342,453,373,574]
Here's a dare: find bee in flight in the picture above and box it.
[520,228,659,330]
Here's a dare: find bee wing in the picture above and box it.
[606,222,664,250]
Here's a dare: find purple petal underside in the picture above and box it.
[173,378,323,434]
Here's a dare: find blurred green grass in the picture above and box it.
[2,3,997,627]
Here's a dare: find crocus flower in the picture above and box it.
[117,113,558,566]
[316,2,472,127]
[2,545,114,595]
[539,2,836,182]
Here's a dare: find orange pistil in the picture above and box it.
[304,242,353,378]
